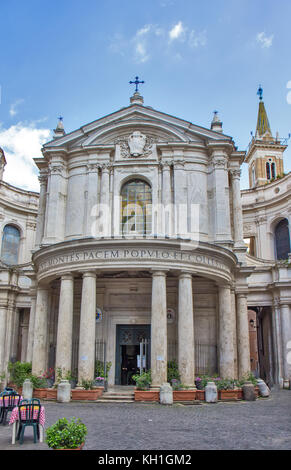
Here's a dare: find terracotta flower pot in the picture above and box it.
[173,390,196,401]
[237,388,243,400]
[71,389,102,401]
[195,390,205,401]
[46,388,57,400]
[134,389,159,402]
[33,388,47,399]
[218,389,239,401]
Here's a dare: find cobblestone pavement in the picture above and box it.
[0,389,290,451]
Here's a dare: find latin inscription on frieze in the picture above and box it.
[38,247,226,272]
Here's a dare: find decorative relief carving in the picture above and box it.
[255,216,267,226]
[230,169,241,179]
[211,156,227,169]
[115,132,156,158]
[48,163,65,175]
[86,163,100,172]
[243,223,254,234]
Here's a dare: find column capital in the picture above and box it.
[178,271,193,280]
[60,273,74,281]
[230,169,241,180]
[236,291,248,299]
[160,160,172,170]
[82,271,97,279]
[151,269,168,277]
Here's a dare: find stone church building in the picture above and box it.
[0,87,290,390]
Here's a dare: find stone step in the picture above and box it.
[102,395,134,399]
[103,393,134,397]
[97,399,134,403]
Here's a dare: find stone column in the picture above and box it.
[0,302,7,374]
[55,274,74,378]
[151,271,167,388]
[236,293,251,378]
[32,286,49,376]
[209,150,231,244]
[86,164,99,237]
[26,287,37,363]
[35,172,47,248]
[99,163,111,237]
[162,161,172,237]
[280,304,291,382]
[43,160,67,243]
[231,169,244,247]
[218,284,235,379]
[172,160,187,238]
[78,271,97,384]
[178,272,195,387]
[272,299,283,385]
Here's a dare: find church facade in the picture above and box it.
[0,88,290,390]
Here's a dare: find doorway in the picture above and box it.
[115,324,151,385]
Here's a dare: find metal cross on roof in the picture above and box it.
[129,76,145,93]
[257,85,263,101]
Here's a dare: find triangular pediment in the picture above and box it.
[43,103,232,153]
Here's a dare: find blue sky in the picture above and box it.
[1,0,291,191]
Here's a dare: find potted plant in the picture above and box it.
[29,375,48,399]
[171,380,196,401]
[71,379,103,401]
[167,360,180,383]
[216,378,239,401]
[45,417,87,450]
[194,375,214,400]
[94,376,105,387]
[133,371,159,402]
[95,361,112,392]
[236,372,259,398]
[42,368,55,388]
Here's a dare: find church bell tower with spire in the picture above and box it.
[245,86,287,188]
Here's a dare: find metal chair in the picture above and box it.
[16,399,41,444]
[0,392,21,425]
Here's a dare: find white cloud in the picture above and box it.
[9,99,24,117]
[188,30,207,48]
[135,41,150,63]
[109,21,206,64]
[256,32,274,49]
[169,21,185,41]
[0,121,51,191]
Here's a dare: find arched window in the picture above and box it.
[1,224,21,265]
[121,179,152,235]
[266,162,271,180]
[275,219,290,260]
[271,162,276,179]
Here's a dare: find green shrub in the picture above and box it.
[8,361,32,387]
[8,361,48,389]
[45,417,87,449]
[167,360,180,383]
[30,375,48,389]
[132,371,151,390]
[95,360,112,380]
[81,379,95,390]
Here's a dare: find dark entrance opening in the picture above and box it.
[115,324,151,385]
[121,345,140,385]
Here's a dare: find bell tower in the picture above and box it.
[245,86,287,188]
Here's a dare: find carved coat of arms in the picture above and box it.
[128,131,146,156]
[115,131,156,158]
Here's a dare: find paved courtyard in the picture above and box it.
[0,389,290,451]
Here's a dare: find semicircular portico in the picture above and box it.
[33,238,237,285]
